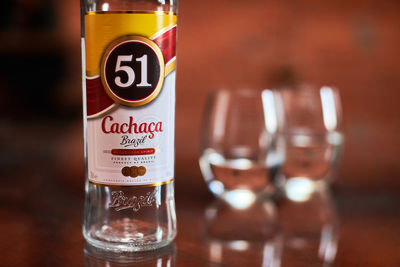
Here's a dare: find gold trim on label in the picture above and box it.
[86,70,100,77]
[149,24,177,40]
[165,60,176,76]
[86,11,176,15]
[100,35,165,107]
[89,179,174,188]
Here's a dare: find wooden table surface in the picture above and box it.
[0,121,399,267]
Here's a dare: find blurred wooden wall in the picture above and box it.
[2,0,399,193]
[174,0,400,192]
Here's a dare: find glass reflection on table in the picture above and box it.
[202,189,339,267]
[278,190,339,267]
[203,199,282,267]
[84,241,176,267]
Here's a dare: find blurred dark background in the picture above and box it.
[0,0,399,196]
[0,0,399,266]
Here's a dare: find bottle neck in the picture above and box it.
[82,0,177,14]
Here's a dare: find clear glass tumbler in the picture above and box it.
[199,89,285,208]
[278,85,343,199]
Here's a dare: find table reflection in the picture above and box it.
[84,241,176,266]
[278,190,339,267]
[201,190,339,267]
[203,199,282,267]
[83,190,339,267]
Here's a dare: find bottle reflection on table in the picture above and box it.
[278,190,339,267]
[203,199,283,267]
[84,241,176,267]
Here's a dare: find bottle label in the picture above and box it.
[84,12,177,186]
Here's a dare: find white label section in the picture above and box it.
[87,71,175,186]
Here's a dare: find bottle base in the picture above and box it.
[83,218,176,252]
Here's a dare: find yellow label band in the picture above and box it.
[85,12,177,76]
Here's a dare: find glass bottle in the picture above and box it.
[81,0,178,252]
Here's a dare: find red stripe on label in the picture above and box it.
[153,26,176,64]
[111,148,156,155]
[86,77,114,117]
